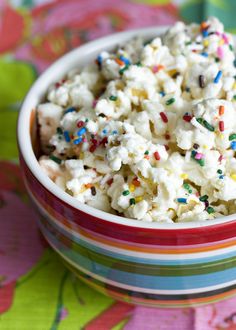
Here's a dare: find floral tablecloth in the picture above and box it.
[2,0,236,329]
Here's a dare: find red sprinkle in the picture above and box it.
[100,137,108,146]
[165,133,170,140]
[160,112,168,123]
[219,121,224,132]
[77,121,84,128]
[164,145,169,151]
[154,151,161,161]
[91,139,98,145]
[183,114,192,122]
[89,145,97,152]
[132,178,141,187]
[219,105,225,116]
[219,155,224,163]
[107,178,113,186]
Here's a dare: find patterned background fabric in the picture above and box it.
[2,0,236,329]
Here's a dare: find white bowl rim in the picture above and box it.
[17,26,236,230]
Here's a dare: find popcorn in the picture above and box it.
[37,17,236,223]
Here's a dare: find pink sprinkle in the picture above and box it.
[92,99,98,108]
[195,153,204,160]
[215,31,221,36]
[217,46,224,59]
[219,154,224,163]
[152,65,159,73]
[82,138,87,142]
[222,33,229,44]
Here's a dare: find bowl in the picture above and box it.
[17,26,236,308]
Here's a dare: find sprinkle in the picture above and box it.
[231,173,236,181]
[154,151,161,161]
[202,30,209,38]
[63,131,71,142]
[217,169,223,174]
[129,198,136,205]
[218,155,224,162]
[85,183,92,189]
[85,119,89,122]
[77,127,87,136]
[199,195,208,202]
[177,198,187,204]
[183,183,190,189]
[191,150,197,158]
[64,107,76,114]
[57,127,63,135]
[96,54,103,65]
[122,190,130,196]
[144,150,149,155]
[160,112,168,123]
[73,137,83,145]
[233,95,236,100]
[115,58,124,66]
[183,114,192,122]
[217,46,224,59]
[201,52,208,57]
[100,137,108,146]
[207,207,215,214]
[77,121,84,128]
[107,178,113,186]
[214,70,222,83]
[196,118,215,132]
[203,40,209,47]
[219,175,225,179]
[181,173,188,179]
[89,145,97,152]
[102,129,107,135]
[132,178,141,187]
[119,55,130,65]
[135,196,143,203]
[49,155,62,164]
[219,121,224,132]
[193,143,199,149]
[159,91,165,97]
[129,184,135,192]
[135,61,142,66]
[166,98,175,106]
[219,105,224,116]
[201,22,209,30]
[229,134,236,141]
[185,87,190,92]
[98,113,106,118]
[215,57,220,63]
[91,186,96,196]
[198,159,205,166]
[119,65,129,75]
[112,130,118,135]
[229,44,234,51]
[109,95,117,101]
[231,141,236,150]
[222,33,229,44]
[92,99,98,108]
[195,152,204,160]
[152,65,158,73]
[165,133,170,140]
[199,75,205,88]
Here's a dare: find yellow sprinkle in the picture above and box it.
[231,173,236,181]
[233,82,236,89]
[203,145,208,149]
[218,39,224,46]
[79,152,84,159]
[203,40,209,47]
[219,133,224,139]
[180,173,188,179]
[129,184,135,192]
[135,196,143,203]
[167,69,177,77]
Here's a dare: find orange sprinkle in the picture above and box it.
[219,105,225,116]
[201,22,208,30]
[132,178,141,187]
[115,58,124,66]
[85,183,93,189]
[144,155,150,160]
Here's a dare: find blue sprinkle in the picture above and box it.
[177,198,187,204]
[214,70,222,84]
[102,129,107,134]
[97,54,103,64]
[202,30,209,38]
[234,59,236,67]
[77,127,87,136]
[191,150,197,158]
[159,91,165,97]
[119,55,130,65]
[219,175,225,179]
[201,52,208,57]
[63,131,71,142]
[231,141,236,150]
[112,130,118,135]
[73,137,83,145]
[64,107,76,114]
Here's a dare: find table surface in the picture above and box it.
[1,0,236,329]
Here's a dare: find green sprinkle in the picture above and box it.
[207,206,215,214]
[217,169,223,174]
[85,118,89,122]
[185,41,192,46]
[109,95,117,101]
[233,95,236,101]
[135,61,142,67]
[189,189,192,193]
[119,65,129,75]
[129,198,136,205]
[144,150,149,155]
[49,155,62,164]
[199,195,208,202]
[122,190,130,196]
[196,117,215,132]
[215,57,220,62]
[166,98,175,106]
[229,44,234,51]
[229,134,236,141]
[183,183,190,190]
[57,127,63,135]
[198,159,205,167]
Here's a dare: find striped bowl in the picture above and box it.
[17,27,236,308]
